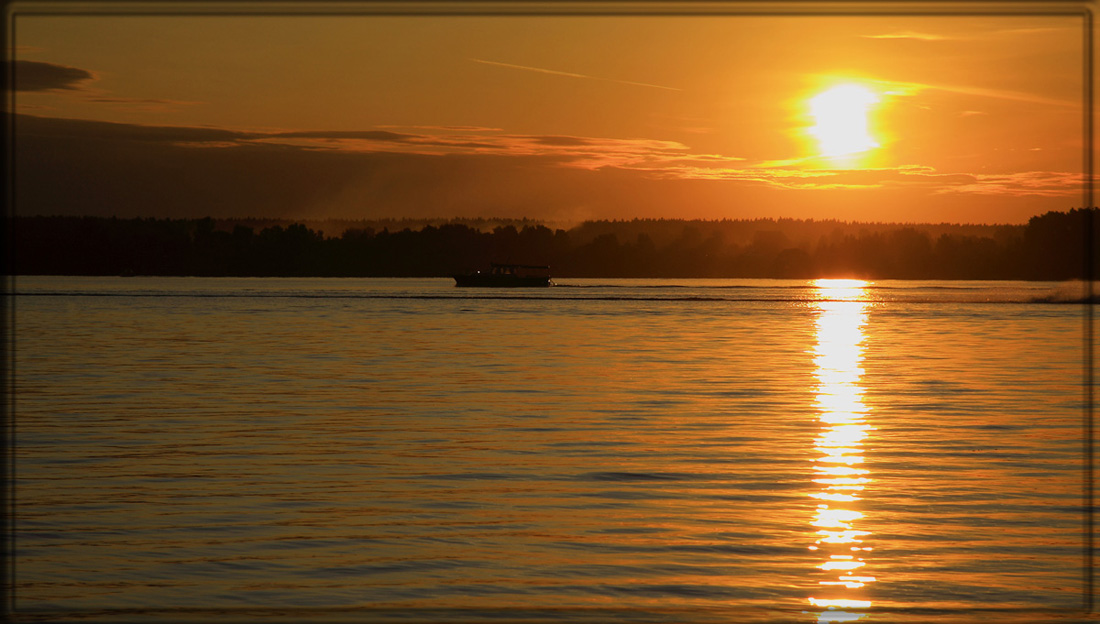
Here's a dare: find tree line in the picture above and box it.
[8,208,1098,280]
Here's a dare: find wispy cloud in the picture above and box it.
[932,170,1086,197]
[863,31,951,41]
[864,26,1072,43]
[20,113,1080,200]
[931,84,1078,108]
[15,113,1084,224]
[272,129,420,141]
[870,78,1078,109]
[378,124,504,133]
[470,58,682,92]
[639,163,1083,197]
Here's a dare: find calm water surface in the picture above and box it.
[11,277,1095,622]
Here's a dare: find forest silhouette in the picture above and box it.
[9,208,1098,280]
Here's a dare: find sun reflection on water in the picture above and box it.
[807,279,875,622]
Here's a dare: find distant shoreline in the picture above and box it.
[8,210,1097,281]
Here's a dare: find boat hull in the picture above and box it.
[453,274,551,287]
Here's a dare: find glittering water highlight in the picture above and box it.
[807,280,875,621]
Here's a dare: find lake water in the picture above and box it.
[10,276,1096,623]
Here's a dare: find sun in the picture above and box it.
[808,84,880,162]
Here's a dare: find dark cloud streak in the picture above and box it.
[13,114,1068,223]
[15,113,253,143]
[529,136,594,147]
[13,114,646,221]
[271,130,419,142]
[12,60,95,91]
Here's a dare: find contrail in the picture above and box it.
[875,78,1077,109]
[469,58,682,92]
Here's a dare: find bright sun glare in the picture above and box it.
[809,85,880,160]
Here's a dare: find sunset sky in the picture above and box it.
[9,3,1090,224]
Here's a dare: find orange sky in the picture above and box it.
[8,4,1091,224]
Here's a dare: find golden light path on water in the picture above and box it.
[807,279,875,622]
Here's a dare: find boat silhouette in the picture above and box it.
[453,263,552,287]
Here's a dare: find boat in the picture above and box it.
[453,263,552,287]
